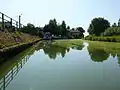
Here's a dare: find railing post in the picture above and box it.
[2,13,5,30]
[10,18,12,28]
[16,22,18,28]
[11,68,14,80]
[19,15,21,29]
[16,21,18,31]
[3,76,5,90]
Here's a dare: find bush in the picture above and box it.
[103,27,120,36]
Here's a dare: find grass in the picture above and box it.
[85,35,120,42]
[52,39,84,48]
[0,30,40,49]
[87,40,120,56]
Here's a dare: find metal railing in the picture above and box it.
[0,12,24,31]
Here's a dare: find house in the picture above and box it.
[68,30,82,38]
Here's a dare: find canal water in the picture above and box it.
[0,41,120,90]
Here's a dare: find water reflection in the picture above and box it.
[71,44,84,50]
[1,41,120,90]
[39,41,85,59]
[0,41,85,90]
[87,42,120,64]
[87,46,109,62]
[0,43,39,90]
[117,55,120,65]
[43,45,69,59]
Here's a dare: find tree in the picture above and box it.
[43,19,58,35]
[76,27,85,33]
[71,28,75,31]
[43,19,71,37]
[61,21,67,36]
[103,27,120,36]
[21,23,39,35]
[88,17,110,36]
[112,23,117,27]
[48,19,58,35]
[76,27,85,38]
[67,26,70,30]
[27,23,35,28]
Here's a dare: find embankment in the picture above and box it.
[0,31,40,57]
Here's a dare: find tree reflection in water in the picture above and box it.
[40,41,85,59]
[87,42,120,65]
[117,54,120,65]
[87,46,109,62]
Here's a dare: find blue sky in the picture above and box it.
[0,0,120,34]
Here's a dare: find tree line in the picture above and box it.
[85,17,120,42]
[87,17,120,36]
[20,19,85,39]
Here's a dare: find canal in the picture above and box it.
[0,40,120,90]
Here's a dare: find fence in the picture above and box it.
[0,12,24,31]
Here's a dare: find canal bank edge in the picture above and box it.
[0,39,40,56]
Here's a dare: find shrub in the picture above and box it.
[85,35,120,42]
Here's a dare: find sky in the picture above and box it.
[0,0,120,35]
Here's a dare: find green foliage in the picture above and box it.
[76,27,85,33]
[100,18,120,37]
[43,19,85,38]
[118,19,120,26]
[112,23,117,27]
[88,17,110,36]
[67,26,70,30]
[85,35,120,42]
[87,41,120,63]
[20,23,42,36]
[61,21,67,36]
[53,39,84,49]
[43,19,68,36]
[103,27,120,36]
[44,19,58,34]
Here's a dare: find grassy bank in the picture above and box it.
[87,41,120,63]
[0,31,40,49]
[87,41,120,54]
[0,31,40,55]
[85,35,120,42]
[52,39,84,48]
